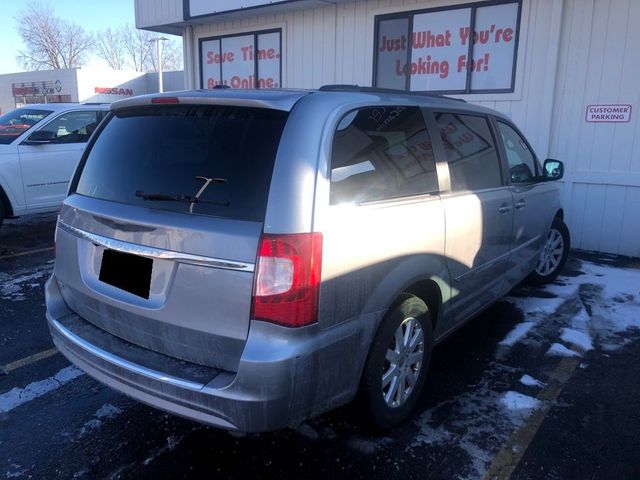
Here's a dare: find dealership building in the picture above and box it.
[0,67,184,115]
[135,0,639,257]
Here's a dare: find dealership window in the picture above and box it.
[374,1,521,94]
[200,30,281,90]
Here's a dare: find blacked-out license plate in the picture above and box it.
[99,249,152,299]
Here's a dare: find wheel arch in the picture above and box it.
[402,279,442,333]
[357,277,443,383]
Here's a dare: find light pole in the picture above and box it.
[148,37,168,92]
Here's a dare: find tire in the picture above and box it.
[0,200,4,228]
[527,217,570,285]
[359,295,433,430]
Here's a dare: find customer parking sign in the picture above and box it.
[585,104,632,123]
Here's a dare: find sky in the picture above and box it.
[0,0,142,74]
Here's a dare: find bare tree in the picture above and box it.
[119,23,154,72]
[15,1,93,70]
[147,37,184,73]
[94,28,127,70]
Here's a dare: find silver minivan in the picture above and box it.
[45,87,569,432]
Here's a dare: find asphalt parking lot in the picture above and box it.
[1,213,639,480]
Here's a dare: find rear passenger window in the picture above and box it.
[330,106,438,204]
[434,112,502,192]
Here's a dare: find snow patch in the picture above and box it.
[0,366,84,413]
[0,265,53,301]
[560,328,593,351]
[505,295,565,315]
[571,263,640,351]
[412,375,543,479]
[542,282,580,298]
[519,374,544,388]
[74,403,123,439]
[500,391,541,412]
[5,464,26,478]
[95,403,121,419]
[412,412,454,446]
[499,321,535,347]
[578,261,640,299]
[546,343,580,358]
[571,307,591,331]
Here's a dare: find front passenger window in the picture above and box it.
[496,121,538,184]
[36,111,100,144]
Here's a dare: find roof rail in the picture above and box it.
[81,102,110,105]
[317,84,467,102]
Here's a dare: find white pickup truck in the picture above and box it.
[0,103,109,226]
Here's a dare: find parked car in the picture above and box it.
[0,103,109,226]
[45,87,570,433]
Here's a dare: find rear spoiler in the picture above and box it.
[110,90,309,112]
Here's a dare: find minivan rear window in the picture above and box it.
[74,105,288,222]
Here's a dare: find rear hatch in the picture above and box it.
[53,100,290,372]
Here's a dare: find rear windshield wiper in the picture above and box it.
[135,191,230,207]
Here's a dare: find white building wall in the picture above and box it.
[145,70,186,92]
[76,69,148,104]
[0,69,80,115]
[549,0,640,257]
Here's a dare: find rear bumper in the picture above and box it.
[45,276,372,432]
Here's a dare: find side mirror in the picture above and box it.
[543,158,564,181]
[24,130,57,145]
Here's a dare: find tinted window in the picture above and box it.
[496,121,538,184]
[0,108,51,144]
[434,112,502,191]
[38,110,100,144]
[75,106,288,222]
[330,106,438,204]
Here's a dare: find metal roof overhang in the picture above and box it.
[139,0,343,36]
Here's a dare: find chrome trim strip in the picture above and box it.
[454,235,541,282]
[58,222,255,272]
[51,318,205,391]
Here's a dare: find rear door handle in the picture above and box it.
[498,205,512,214]
[515,199,527,209]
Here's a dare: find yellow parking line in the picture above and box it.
[484,356,581,480]
[0,246,54,261]
[1,348,59,374]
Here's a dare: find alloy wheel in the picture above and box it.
[535,228,564,276]
[382,316,425,408]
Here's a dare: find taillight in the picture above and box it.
[252,233,323,328]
